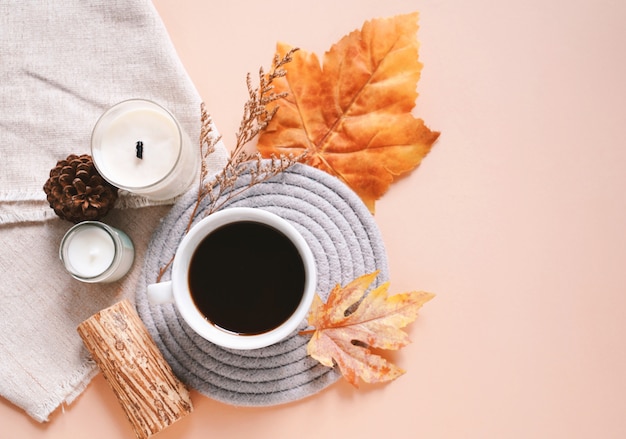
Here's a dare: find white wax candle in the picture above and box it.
[91,99,199,200]
[60,222,135,283]
[96,107,180,187]
[65,225,115,278]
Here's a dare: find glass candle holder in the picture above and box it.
[60,221,135,283]
[91,99,199,200]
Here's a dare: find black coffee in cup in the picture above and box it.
[188,221,306,336]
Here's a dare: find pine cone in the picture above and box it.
[43,154,118,223]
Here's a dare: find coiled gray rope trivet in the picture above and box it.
[136,163,388,406]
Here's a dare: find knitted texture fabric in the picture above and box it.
[0,0,227,422]
[136,163,389,406]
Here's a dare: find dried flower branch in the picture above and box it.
[204,151,305,218]
[156,49,303,282]
[233,48,299,159]
[199,47,303,218]
[183,103,222,231]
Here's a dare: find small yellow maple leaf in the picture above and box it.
[305,271,434,387]
[257,12,440,212]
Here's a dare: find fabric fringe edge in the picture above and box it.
[27,359,99,423]
[0,193,177,226]
[0,209,58,225]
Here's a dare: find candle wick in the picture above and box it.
[136,141,144,159]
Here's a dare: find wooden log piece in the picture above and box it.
[77,299,193,439]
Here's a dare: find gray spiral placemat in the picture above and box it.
[136,163,389,406]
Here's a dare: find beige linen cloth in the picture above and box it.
[0,1,227,422]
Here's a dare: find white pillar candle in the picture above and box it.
[60,221,134,283]
[91,99,199,200]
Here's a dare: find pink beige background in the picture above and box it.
[3,0,626,437]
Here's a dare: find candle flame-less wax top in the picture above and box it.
[94,107,180,188]
[65,225,116,278]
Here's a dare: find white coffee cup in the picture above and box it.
[147,207,317,350]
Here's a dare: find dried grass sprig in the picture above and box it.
[184,102,222,230]
[204,151,305,217]
[233,48,298,158]
[198,47,303,218]
[156,49,303,282]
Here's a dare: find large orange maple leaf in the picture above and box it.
[257,12,440,212]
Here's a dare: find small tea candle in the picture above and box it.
[60,221,134,283]
[91,99,199,200]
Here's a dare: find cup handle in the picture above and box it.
[147,281,174,305]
